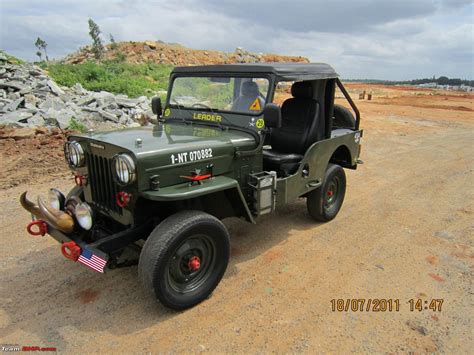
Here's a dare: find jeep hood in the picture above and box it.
[71,122,258,190]
[79,122,256,155]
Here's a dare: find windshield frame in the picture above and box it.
[166,73,275,117]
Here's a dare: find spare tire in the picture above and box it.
[333,104,356,129]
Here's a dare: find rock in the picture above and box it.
[3,97,24,111]
[76,95,95,106]
[5,127,36,140]
[0,110,33,124]
[0,62,165,130]
[35,126,49,134]
[24,93,37,107]
[116,97,140,108]
[72,83,86,95]
[0,80,26,91]
[59,92,74,102]
[43,107,73,128]
[19,86,33,95]
[39,98,65,111]
[27,113,46,127]
[95,95,115,107]
[144,41,157,49]
[47,80,65,96]
[98,109,119,122]
[7,92,21,100]
[29,69,43,77]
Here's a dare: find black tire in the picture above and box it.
[138,210,230,310]
[333,104,356,129]
[307,164,346,222]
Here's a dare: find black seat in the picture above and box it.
[263,81,321,176]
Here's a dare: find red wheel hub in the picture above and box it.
[188,256,201,271]
[327,190,334,197]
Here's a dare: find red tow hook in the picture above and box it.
[74,173,87,186]
[61,241,81,262]
[27,220,48,236]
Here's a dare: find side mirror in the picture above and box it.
[151,97,162,116]
[263,103,282,128]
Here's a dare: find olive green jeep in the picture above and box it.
[20,63,363,309]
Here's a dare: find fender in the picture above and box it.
[140,175,255,223]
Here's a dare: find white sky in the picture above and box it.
[1,0,473,80]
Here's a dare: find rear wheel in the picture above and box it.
[307,164,346,222]
[138,210,230,310]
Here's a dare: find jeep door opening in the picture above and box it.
[20,63,363,310]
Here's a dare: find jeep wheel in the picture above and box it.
[138,210,230,310]
[306,164,346,222]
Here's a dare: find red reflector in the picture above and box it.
[116,191,131,208]
[180,174,212,182]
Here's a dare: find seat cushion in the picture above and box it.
[263,149,303,176]
[263,149,303,164]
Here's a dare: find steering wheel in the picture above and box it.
[192,103,212,109]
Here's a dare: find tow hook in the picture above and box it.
[61,241,81,261]
[27,220,48,236]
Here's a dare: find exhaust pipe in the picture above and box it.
[20,191,43,219]
[37,196,75,234]
[20,192,75,234]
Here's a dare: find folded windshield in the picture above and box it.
[169,76,269,115]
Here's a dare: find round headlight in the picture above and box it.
[48,188,65,210]
[113,154,136,185]
[75,202,93,230]
[64,141,85,168]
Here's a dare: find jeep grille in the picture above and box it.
[85,152,122,215]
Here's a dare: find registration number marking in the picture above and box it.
[171,148,213,164]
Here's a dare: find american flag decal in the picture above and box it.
[77,248,107,273]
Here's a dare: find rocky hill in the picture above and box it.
[0,42,309,130]
[0,55,154,130]
[63,41,309,65]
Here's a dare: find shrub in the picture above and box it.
[45,62,173,98]
[67,118,87,132]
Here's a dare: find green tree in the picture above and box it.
[35,37,49,61]
[109,33,118,50]
[437,76,449,85]
[88,18,105,60]
[35,50,42,61]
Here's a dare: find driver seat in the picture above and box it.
[263,81,320,176]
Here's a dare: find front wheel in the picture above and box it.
[138,210,230,310]
[306,164,346,222]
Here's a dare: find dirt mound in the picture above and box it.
[63,42,310,65]
[0,127,69,189]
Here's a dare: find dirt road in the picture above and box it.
[1,86,473,353]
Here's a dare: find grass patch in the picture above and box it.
[67,117,87,132]
[1,50,25,65]
[42,61,173,98]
